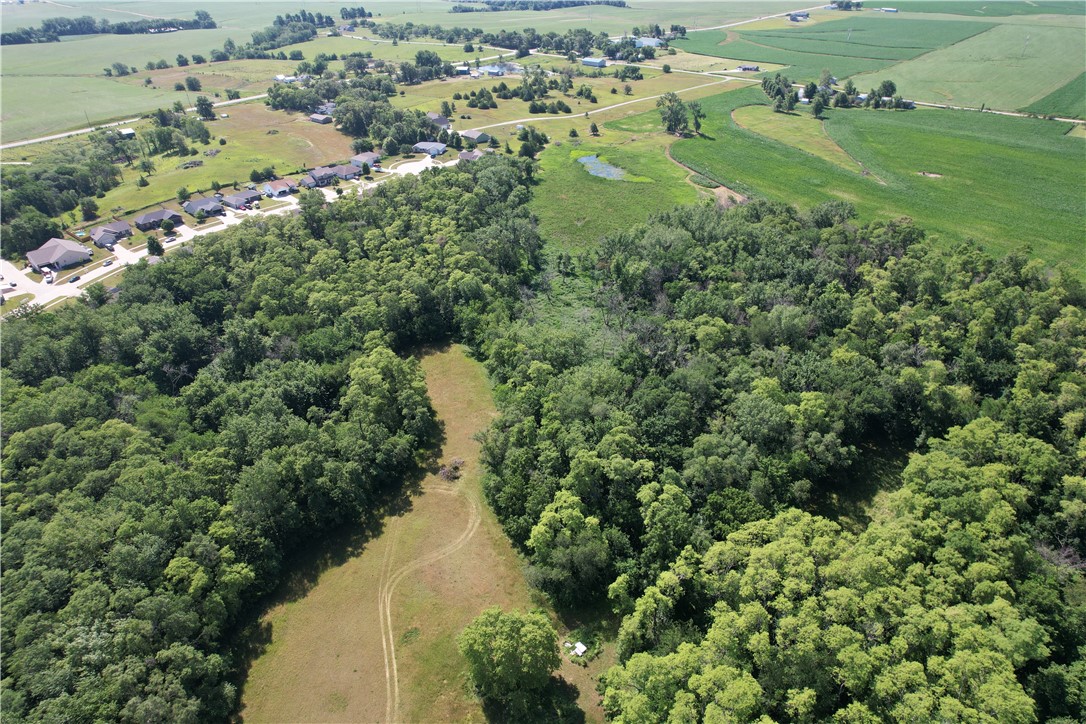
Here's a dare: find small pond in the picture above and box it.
[577,154,626,180]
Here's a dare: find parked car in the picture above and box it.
[103,260,114,267]
[45,277,54,285]
[8,281,16,288]
[68,276,81,284]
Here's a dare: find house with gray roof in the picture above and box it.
[426,112,451,129]
[458,150,484,162]
[89,220,132,249]
[413,141,448,156]
[351,151,381,168]
[134,208,183,231]
[182,197,224,217]
[460,129,490,144]
[26,238,92,273]
[634,37,663,48]
[263,179,298,197]
[222,189,263,209]
[582,57,607,68]
[332,164,362,180]
[300,166,338,188]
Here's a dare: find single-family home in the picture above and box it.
[739,64,760,72]
[332,164,361,180]
[300,166,338,188]
[460,129,490,144]
[582,57,607,68]
[634,37,663,48]
[263,178,298,197]
[351,151,381,168]
[183,197,225,217]
[309,113,333,124]
[413,141,448,156]
[458,150,484,162]
[222,189,263,209]
[134,208,184,231]
[26,238,92,273]
[89,220,132,249]
[426,112,451,129]
[274,74,298,84]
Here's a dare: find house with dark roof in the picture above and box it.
[413,141,447,156]
[460,129,490,144]
[332,164,361,180]
[89,220,132,249]
[300,166,338,188]
[351,151,381,168]
[309,113,333,124]
[222,189,263,209]
[263,179,298,197]
[134,208,184,231]
[26,238,92,273]
[182,197,225,217]
[426,112,451,129]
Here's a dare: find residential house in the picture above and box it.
[426,112,451,129]
[458,150,484,162]
[309,113,333,124]
[222,189,263,209]
[300,166,337,188]
[582,57,607,68]
[331,164,361,181]
[182,197,224,217]
[412,141,447,156]
[26,238,92,273]
[351,151,381,168]
[134,208,183,231]
[262,179,298,197]
[739,64,760,72]
[460,129,490,144]
[89,220,132,249]
[634,37,663,48]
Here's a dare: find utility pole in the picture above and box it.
[1021,33,1030,58]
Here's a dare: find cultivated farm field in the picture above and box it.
[669,86,1085,272]
[887,1,1086,16]
[849,23,1086,114]
[731,104,862,172]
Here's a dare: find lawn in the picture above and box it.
[239,344,608,723]
[850,24,1086,112]
[731,104,862,172]
[669,85,1084,272]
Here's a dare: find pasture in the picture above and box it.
[668,85,1084,271]
[731,105,861,172]
[239,345,609,723]
[849,24,1085,113]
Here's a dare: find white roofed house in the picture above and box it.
[351,151,381,168]
[26,238,92,273]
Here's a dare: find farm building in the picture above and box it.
[478,64,511,76]
[309,114,333,124]
[89,220,132,248]
[413,141,448,156]
[582,57,607,68]
[455,66,470,75]
[427,112,451,129]
[182,197,224,216]
[881,7,899,12]
[351,151,381,168]
[262,179,298,197]
[222,190,263,209]
[117,128,136,139]
[634,37,663,48]
[134,208,183,231]
[26,238,91,273]
[460,129,490,144]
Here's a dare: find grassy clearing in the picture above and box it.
[1067,124,1086,139]
[889,1,1085,16]
[240,345,607,723]
[731,105,861,172]
[669,85,1084,272]
[850,24,1085,112]
[637,49,784,74]
[0,293,33,313]
[1022,72,1086,119]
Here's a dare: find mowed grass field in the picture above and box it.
[240,345,610,723]
[849,23,1086,114]
[669,85,1084,271]
[732,104,862,172]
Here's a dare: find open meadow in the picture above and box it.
[667,85,1084,271]
[239,345,611,723]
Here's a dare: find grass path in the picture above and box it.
[240,345,602,722]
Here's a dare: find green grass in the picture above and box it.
[850,24,1085,112]
[669,85,1084,272]
[731,104,861,172]
[889,1,1085,16]
[1022,72,1086,119]
[674,34,896,82]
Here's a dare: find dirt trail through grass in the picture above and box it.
[240,345,539,723]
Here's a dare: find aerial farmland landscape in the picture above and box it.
[2,1,1084,722]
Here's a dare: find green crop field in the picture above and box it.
[1022,73,1086,118]
[889,1,1085,16]
[673,35,897,81]
[668,85,1084,272]
[850,23,1085,113]
[732,104,861,172]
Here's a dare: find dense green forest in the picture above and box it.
[2,151,1083,721]
[0,157,541,720]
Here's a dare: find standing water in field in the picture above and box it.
[577,154,626,179]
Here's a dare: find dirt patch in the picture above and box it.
[713,184,748,208]
[917,171,944,178]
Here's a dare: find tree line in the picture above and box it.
[1,11,216,45]
[450,0,628,12]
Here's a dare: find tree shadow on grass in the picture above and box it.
[481,676,585,724]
